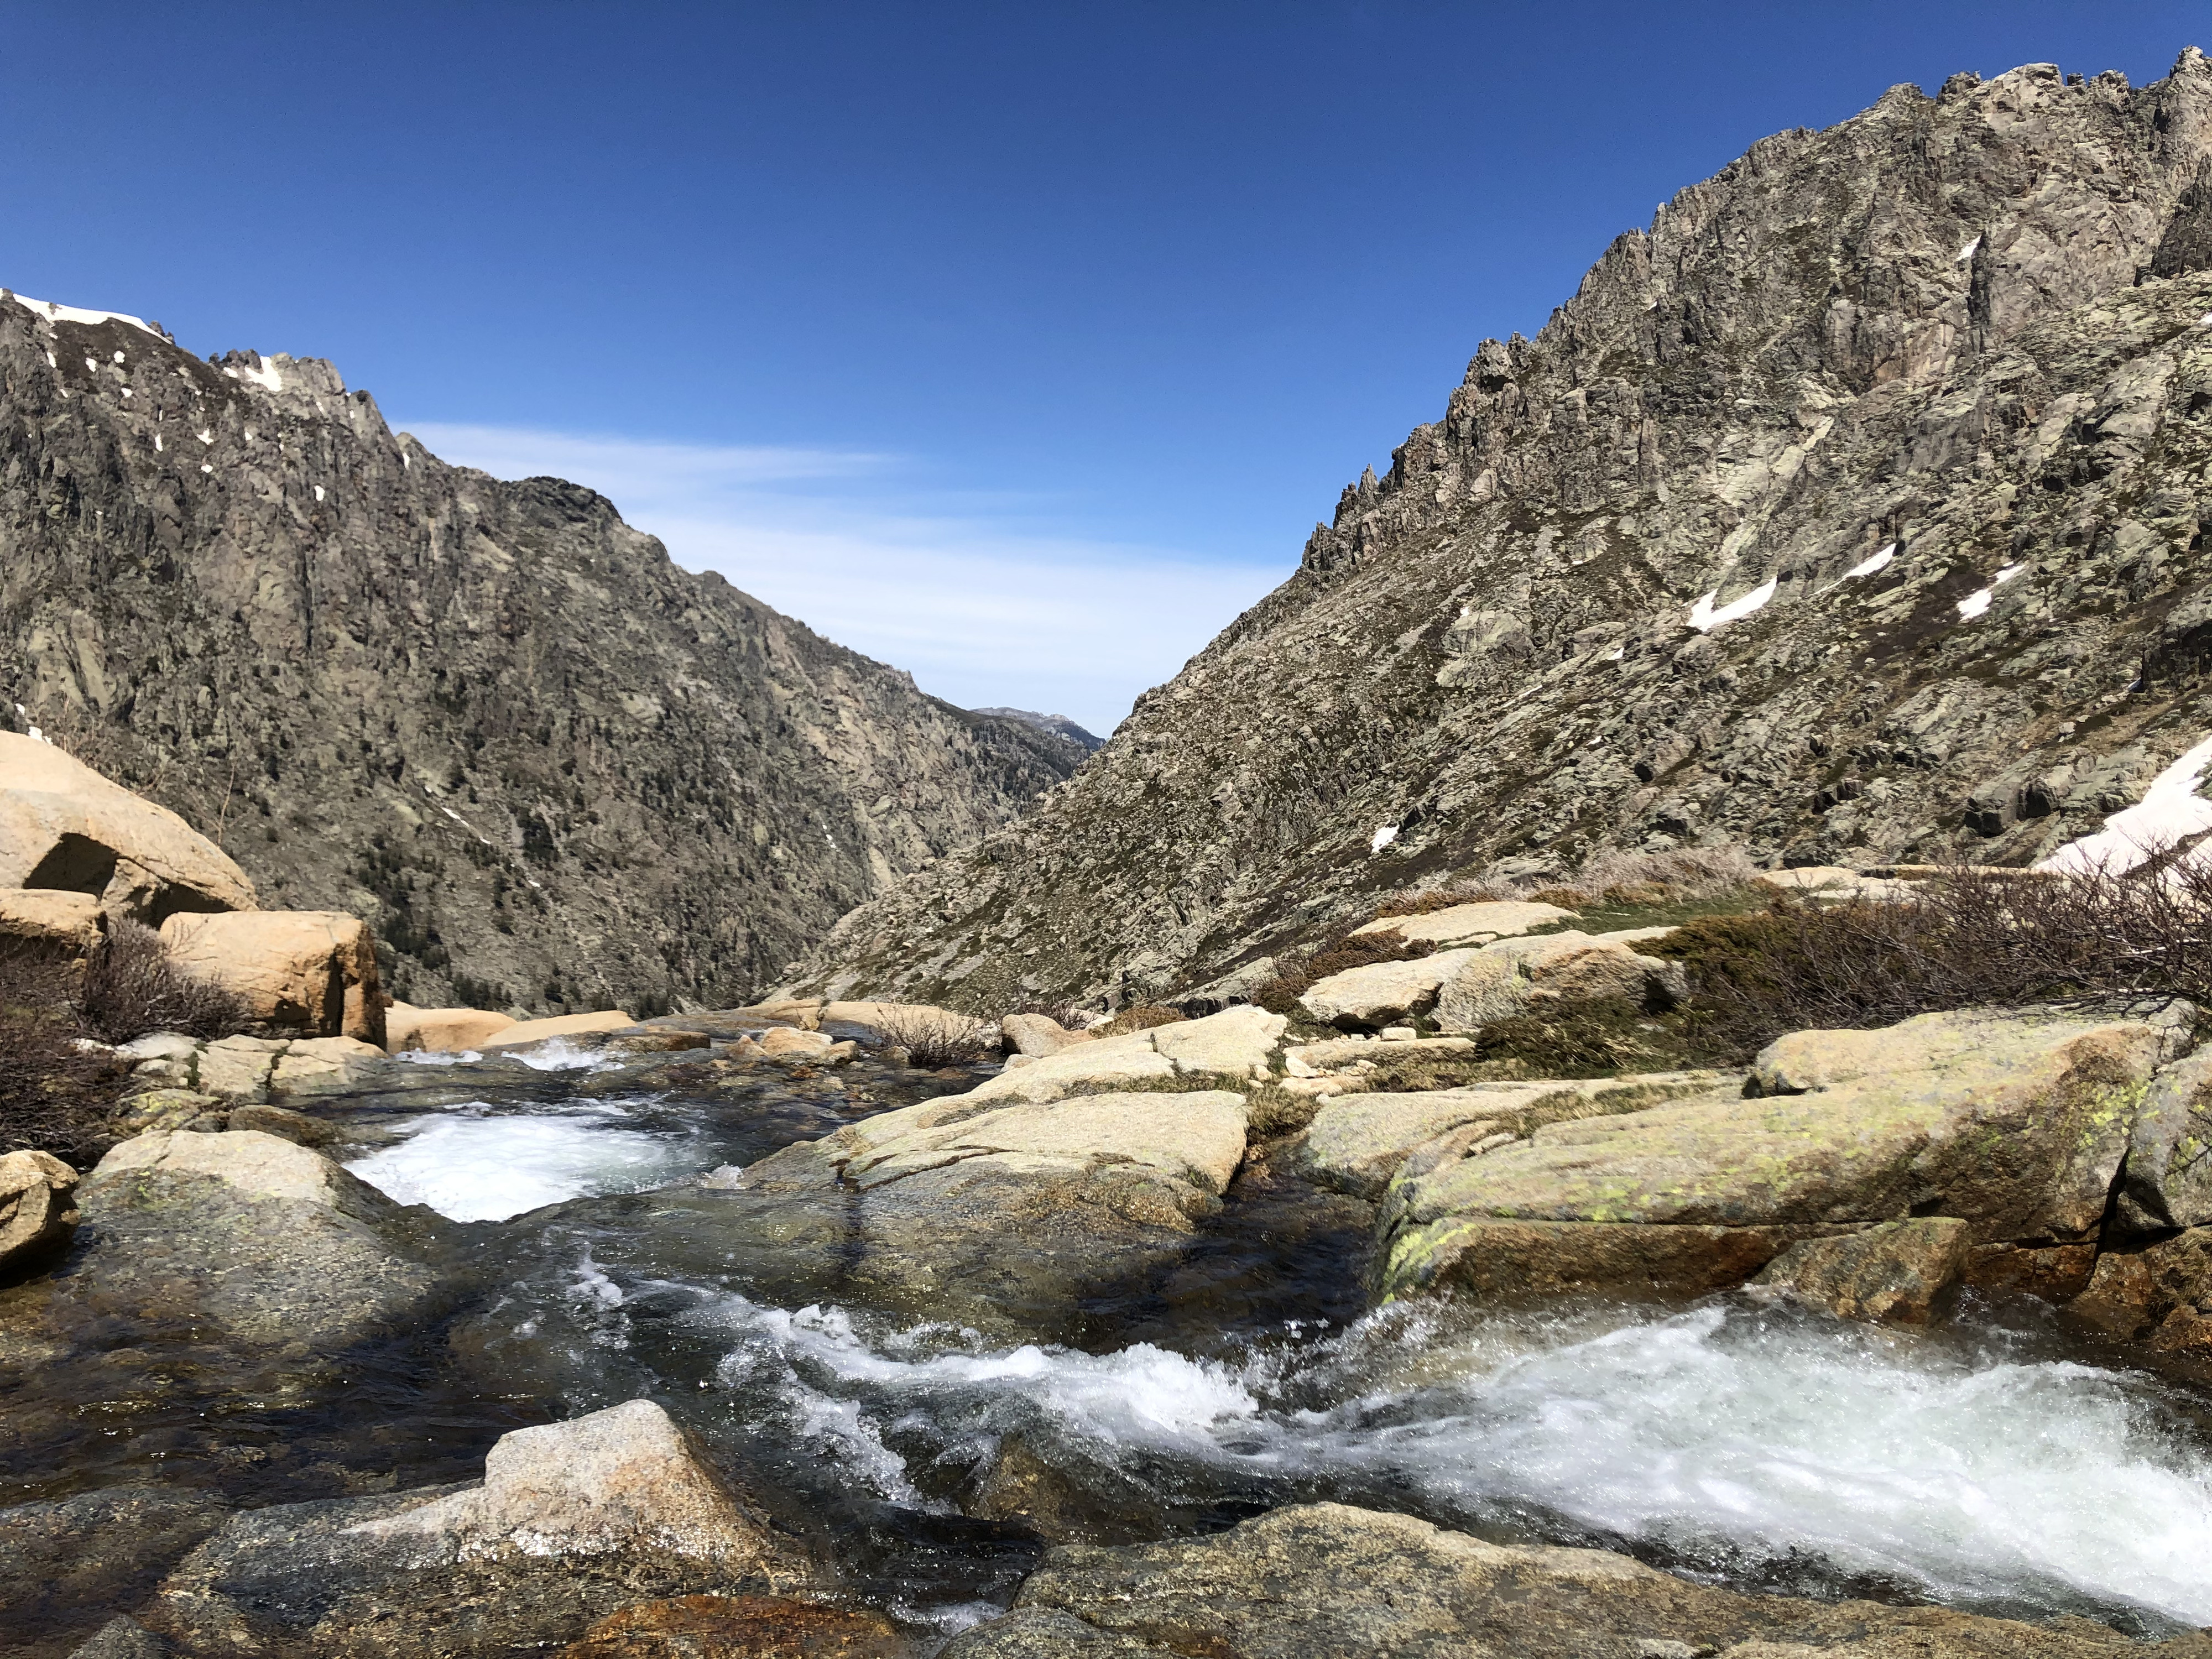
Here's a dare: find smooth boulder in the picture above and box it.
[384,1003,515,1055]
[479,1009,637,1050]
[1754,1217,1974,1324]
[159,910,385,1046]
[1433,928,1683,1033]
[0,1149,79,1269]
[146,1401,794,1657]
[66,1130,437,1350]
[1000,1012,1095,1057]
[0,733,257,924]
[954,1005,1284,1108]
[1378,1009,2162,1303]
[1296,950,1480,1030]
[0,886,103,954]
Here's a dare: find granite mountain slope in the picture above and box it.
[789,51,2212,1011]
[0,296,1088,1014]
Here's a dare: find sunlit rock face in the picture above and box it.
[787,53,2212,1011]
[0,299,1091,1015]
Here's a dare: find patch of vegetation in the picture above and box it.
[1093,1003,1188,1038]
[0,944,129,1169]
[874,1006,995,1068]
[1358,997,1727,1088]
[1251,930,1418,1016]
[78,921,245,1044]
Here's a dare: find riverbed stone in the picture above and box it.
[145,1401,795,1658]
[2115,1051,2212,1235]
[938,1501,2179,1659]
[1296,950,1481,1029]
[1378,1009,2161,1304]
[1,1486,229,1659]
[62,1130,438,1350]
[956,1005,1284,1108]
[0,1149,79,1269]
[1753,1217,1974,1324]
[555,1595,906,1659]
[269,1035,387,1096]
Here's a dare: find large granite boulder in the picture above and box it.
[1378,1009,2162,1304]
[701,1086,1251,1337]
[1296,952,1481,1030]
[59,1130,437,1350]
[158,910,385,1046]
[1432,928,1684,1033]
[1348,899,1574,948]
[938,1502,2190,1658]
[2115,1050,2212,1235]
[479,1009,637,1050]
[0,887,103,956]
[144,1401,795,1657]
[0,733,257,925]
[383,1003,515,1055]
[953,1005,1283,1108]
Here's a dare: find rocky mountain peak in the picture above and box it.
[784,49,2212,1013]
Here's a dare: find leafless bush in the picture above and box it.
[1370,880,1521,919]
[1013,999,1093,1032]
[0,941,127,1168]
[1656,860,2212,1060]
[872,1005,995,1068]
[76,920,245,1044]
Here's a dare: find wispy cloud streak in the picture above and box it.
[407,423,1283,735]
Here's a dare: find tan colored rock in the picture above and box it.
[1434,930,1686,1034]
[270,1035,386,1095]
[0,732,257,922]
[1753,865,1863,893]
[557,1596,905,1659]
[1297,949,1482,1029]
[347,1399,776,1564]
[479,1009,637,1050]
[955,1005,1285,1109]
[0,1149,78,1266]
[739,998,822,1031]
[0,886,103,952]
[1754,1217,1973,1323]
[756,1025,834,1058]
[226,1103,343,1148]
[160,909,385,1045]
[384,1003,515,1055]
[1380,1010,2162,1304]
[111,1087,220,1136]
[192,1035,279,1101]
[823,997,972,1034]
[1350,899,1575,948]
[88,1127,359,1208]
[1000,1011,1095,1057]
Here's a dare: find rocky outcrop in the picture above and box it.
[940,1501,2200,1658]
[144,1401,796,1657]
[59,1129,437,1350]
[1376,1009,2161,1303]
[1432,927,1685,1032]
[1296,950,1481,1029]
[0,302,1088,1018]
[556,1597,906,1659]
[1347,899,1573,948]
[0,732,254,926]
[785,52,2212,1013]
[158,909,384,1045]
[123,1032,386,1100]
[0,1486,229,1659]
[383,1003,514,1054]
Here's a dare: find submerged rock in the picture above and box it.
[1378,1009,2161,1304]
[938,1501,2208,1657]
[144,1401,797,1657]
[1,1486,228,1659]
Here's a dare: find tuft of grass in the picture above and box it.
[1093,1003,1188,1038]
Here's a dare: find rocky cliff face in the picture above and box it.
[0,298,1089,1013]
[789,51,2212,1011]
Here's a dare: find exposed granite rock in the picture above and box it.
[1376,1009,2160,1303]
[1432,928,1684,1032]
[1347,899,1574,948]
[785,53,2212,1013]
[1296,949,1480,1029]
[0,1486,227,1659]
[0,1148,79,1270]
[144,1401,797,1658]
[0,306,1087,1016]
[158,909,384,1045]
[938,1502,2204,1658]
[1754,1216,1974,1323]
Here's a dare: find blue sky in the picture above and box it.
[7,3,2205,733]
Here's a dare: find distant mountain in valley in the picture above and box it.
[969,708,1106,753]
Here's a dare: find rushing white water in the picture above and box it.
[346,1104,696,1221]
[689,1296,2212,1626]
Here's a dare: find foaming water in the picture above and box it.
[685,1295,2212,1627]
[507,1037,615,1072]
[347,1103,701,1220]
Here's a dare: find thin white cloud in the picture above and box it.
[405,422,1282,736]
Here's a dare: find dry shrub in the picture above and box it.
[1012,999,1092,1033]
[873,1005,995,1068]
[1370,881,1520,919]
[0,942,127,1168]
[1529,846,1762,910]
[76,920,244,1044]
[1092,1003,1187,1038]
[1655,861,2212,1061]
